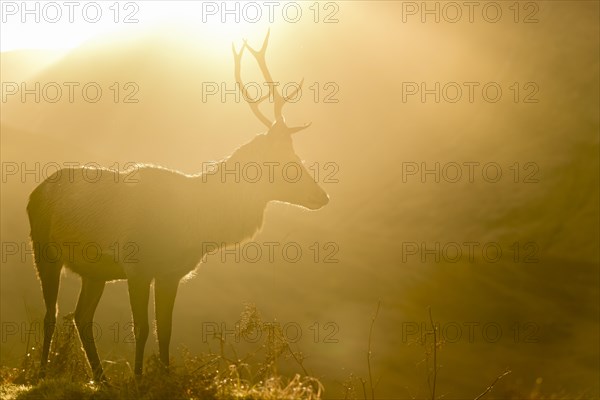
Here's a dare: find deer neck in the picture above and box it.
[196,162,269,246]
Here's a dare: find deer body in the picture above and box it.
[29,164,268,281]
[28,31,328,382]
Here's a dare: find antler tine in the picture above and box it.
[244,29,276,84]
[232,41,272,128]
[282,77,311,134]
[283,77,305,103]
[244,29,289,122]
[283,78,311,132]
[288,122,312,134]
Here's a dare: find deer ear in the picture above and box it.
[269,118,311,136]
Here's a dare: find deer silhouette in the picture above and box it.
[27,31,329,382]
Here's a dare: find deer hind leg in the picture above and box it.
[37,259,62,379]
[74,277,106,382]
[154,276,180,368]
[127,277,151,376]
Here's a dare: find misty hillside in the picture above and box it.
[1,3,598,399]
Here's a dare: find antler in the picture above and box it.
[233,29,311,133]
[232,41,272,128]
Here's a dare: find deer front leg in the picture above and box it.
[127,277,151,376]
[154,276,180,368]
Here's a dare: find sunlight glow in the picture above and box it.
[0,1,277,52]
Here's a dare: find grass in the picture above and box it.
[337,305,594,400]
[0,304,595,400]
[0,304,323,400]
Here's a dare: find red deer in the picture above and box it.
[27,31,329,382]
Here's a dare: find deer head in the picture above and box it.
[227,30,329,211]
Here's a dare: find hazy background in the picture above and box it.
[1,1,598,398]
